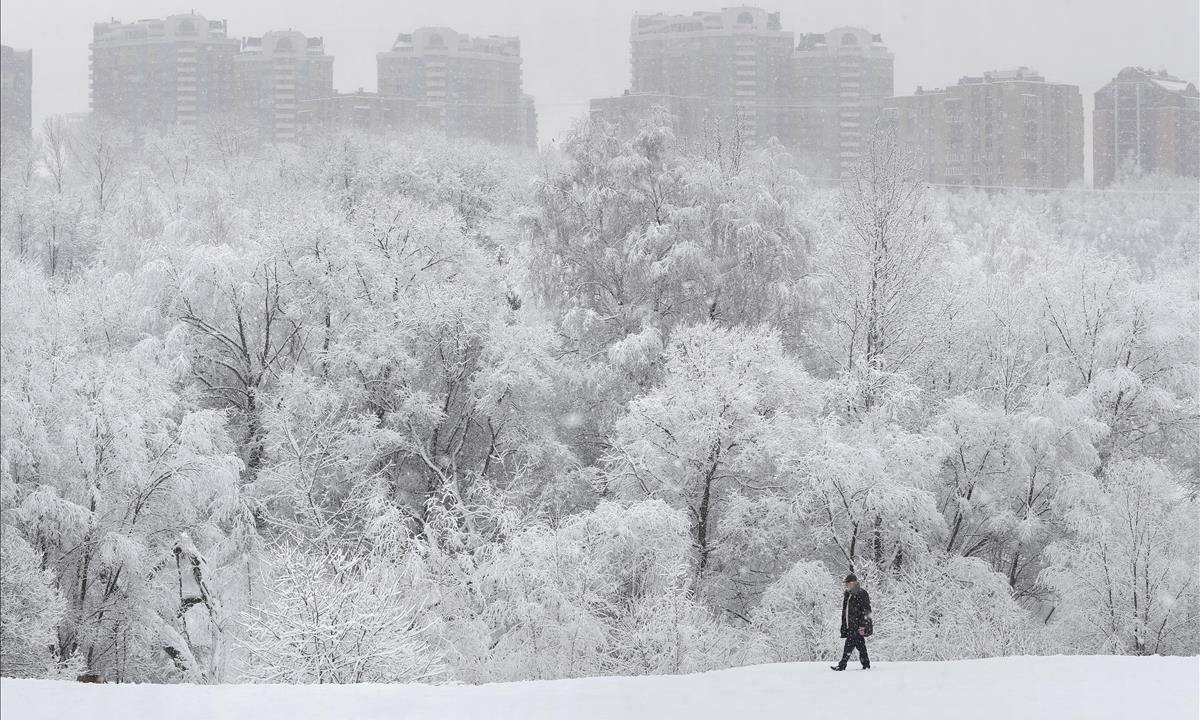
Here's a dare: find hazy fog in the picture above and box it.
[2,0,1197,150]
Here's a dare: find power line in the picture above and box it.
[368,94,1200,197]
[344,92,845,110]
[920,182,1198,196]
[802,176,1199,195]
[586,92,873,111]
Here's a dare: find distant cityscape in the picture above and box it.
[1,5,1197,188]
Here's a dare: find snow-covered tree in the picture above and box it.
[749,560,840,662]
[0,524,70,678]
[1,116,1196,687]
[870,554,1050,661]
[1,253,243,681]
[815,130,942,411]
[609,323,817,581]
[238,545,448,684]
[1043,458,1199,655]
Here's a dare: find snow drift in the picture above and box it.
[3,655,1197,720]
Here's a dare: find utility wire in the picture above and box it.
[349,93,1200,197]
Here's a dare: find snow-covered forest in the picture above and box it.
[1,113,1197,685]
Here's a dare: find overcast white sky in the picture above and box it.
[2,0,1197,149]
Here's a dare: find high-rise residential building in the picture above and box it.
[623,6,794,146]
[1,44,34,142]
[519,94,538,149]
[90,14,240,129]
[591,10,892,170]
[1093,67,1199,187]
[297,90,420,137]
[377,27,535,147]
[591,91,717,146]
[883,68,1084,188]
[234,31,334,142]
[791,27,893,178]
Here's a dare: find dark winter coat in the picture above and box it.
[839,587,873,638]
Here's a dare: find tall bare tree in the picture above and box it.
[829,128,939,411]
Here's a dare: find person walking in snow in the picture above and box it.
[831,573,872,671]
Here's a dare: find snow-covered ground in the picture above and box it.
[3,655,1196,720]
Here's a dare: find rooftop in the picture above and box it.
[92,14,234,43]
[240,31,328,56]
[1110,66,1199,97]
[386,27,520,57]
[795,26,887,52]
[632,7,785,35]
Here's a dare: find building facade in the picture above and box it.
[90,14,240,129]
[1093,67,1199,187]
[591,10,891,173]
[883,68,1084,188]
[519,94,538,149]
[377,27,535,147]
[591,92,717,147]
[791,27,893,178]
[1,44,33,142]
[297,90,419,137]
[234,31,334,142]
[623,6,794,146]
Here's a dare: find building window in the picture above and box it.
[842,32,859,45]
[737,12,754,24]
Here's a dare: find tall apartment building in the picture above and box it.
[1,44,33,142]
[1093,67,1199,187]
[519,94,538,149]
[791,27,893,178]
[623,6,794,145]
[298,90,419,138]
[883,68,1084,188]
[591,10,891,172]
[377,27,535,147]
[234,31,334,142]
[90,14,240,129]
[591,91,716,146]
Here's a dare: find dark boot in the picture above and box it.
[830,664,846,671]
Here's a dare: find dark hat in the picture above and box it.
[844,574,858,583]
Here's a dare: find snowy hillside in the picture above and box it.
[3,655,1197,720]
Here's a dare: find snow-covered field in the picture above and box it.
[3,655,1196,720]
